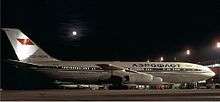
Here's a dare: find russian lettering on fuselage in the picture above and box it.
[132,63,180,68]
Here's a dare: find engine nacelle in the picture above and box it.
[111,70,154,85]
[149,77,163,84]
[126,73,154,84]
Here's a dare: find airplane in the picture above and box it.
[1,28,215,89]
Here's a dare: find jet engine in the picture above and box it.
[125,72,154,84]
[149,77,163,84]
[112,70,154,84]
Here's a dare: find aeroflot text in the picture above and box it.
[132,64,180,68]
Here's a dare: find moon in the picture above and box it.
[72,31,77,36]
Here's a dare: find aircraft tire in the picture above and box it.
[108,85,128,90]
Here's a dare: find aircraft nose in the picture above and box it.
[209,71,216,77]
[201,66,216,79]
[206,66,216,77]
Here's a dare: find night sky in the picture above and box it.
[2,0,220,61]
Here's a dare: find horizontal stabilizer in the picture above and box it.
[6,59,39,67]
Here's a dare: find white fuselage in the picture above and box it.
[30,61,215,84]
[2,28,216,85]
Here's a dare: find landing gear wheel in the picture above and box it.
[108,85,128,90]
[108,76,129,90]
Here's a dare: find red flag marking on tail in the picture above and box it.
[17,38,34,45]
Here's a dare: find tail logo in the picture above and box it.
[17,38,34,45]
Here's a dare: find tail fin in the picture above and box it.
[1,28,58,62]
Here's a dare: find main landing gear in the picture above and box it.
[108,76,129,90]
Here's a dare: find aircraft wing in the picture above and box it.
[96,64,143,74]
[96,64,124,70]
[6,59,39,67]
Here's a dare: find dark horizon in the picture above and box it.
[2,0,220,62]
[1,0,220,90]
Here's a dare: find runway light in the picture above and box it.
[186,49,191,55]
[72,31,77,36]
[217,42,220,48]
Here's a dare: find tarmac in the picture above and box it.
[1,89,220,101]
